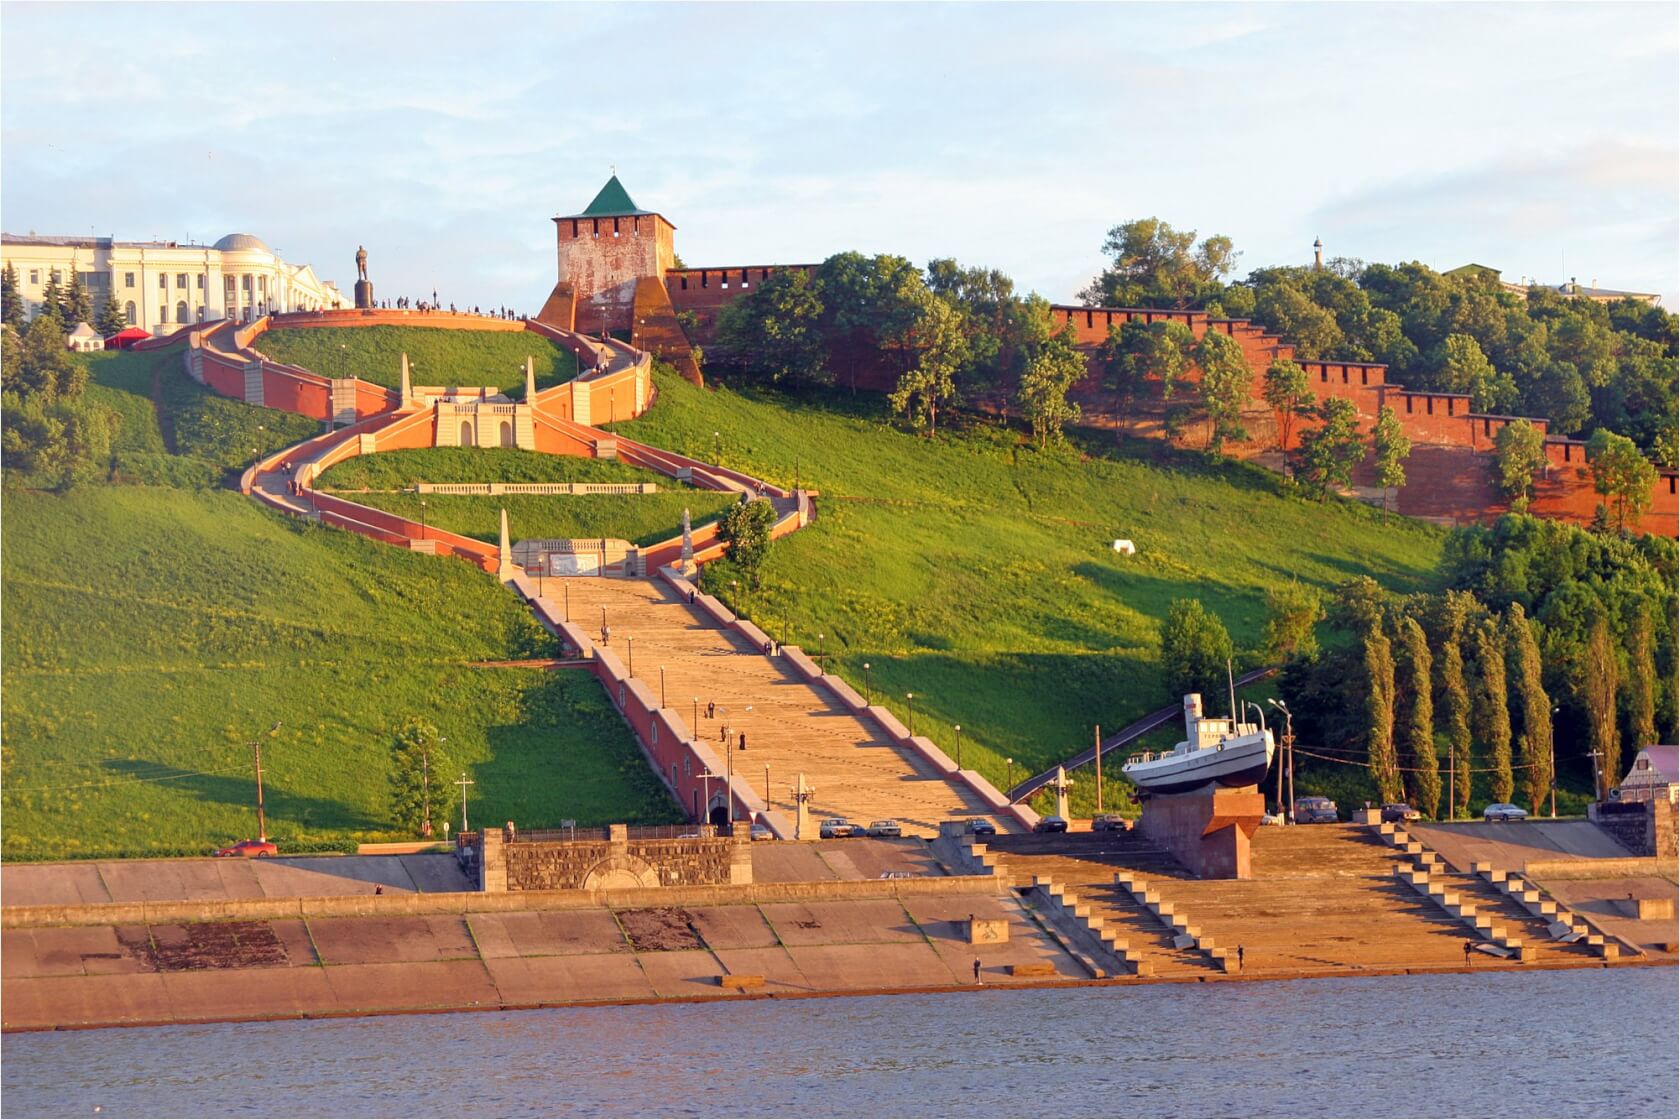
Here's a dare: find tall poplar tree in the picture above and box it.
[1439,593,1475,818]
[1364,628,1401,803]
[1399,616,1439,817]
[1506,603,1553,814]
[1581,610,1620,800]
[1624,601,1657,751]
[1472,618,1514,803]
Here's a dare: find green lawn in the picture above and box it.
[339,489,738,548]
[613,366,1447,801]
[257,325,577,394]
[1,353,679,861]
[316,447,659,490]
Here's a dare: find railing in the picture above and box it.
[506,824,722,843]
[415,482,658,496]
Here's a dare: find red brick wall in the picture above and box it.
[556,213,675,334]
[664,265,817,340]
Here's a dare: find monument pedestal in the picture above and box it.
[355,279,374,309]
[1139,785,1265,879]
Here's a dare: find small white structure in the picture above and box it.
[1614,745,1678,804]
[1112,539,1136,556]
[65,321,102,352]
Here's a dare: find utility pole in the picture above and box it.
[455,772,475,834]
[249,721,281,842]
[1094,724,1103,813]
[421,744,433,839]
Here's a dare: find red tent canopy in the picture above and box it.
[107,327,152,350]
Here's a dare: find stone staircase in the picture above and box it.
[243,360,264,406]
[1471,864,1623,959]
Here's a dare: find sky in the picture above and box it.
[3,2,1676,310]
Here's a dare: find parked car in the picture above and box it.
[866,820,903,838]
[1483,802,1529,822]
[214,839,277,858]
[819,818,859,839]
[749,823,773,842]
[1381,803,1422,823]
[1294,796,1339,824]
[1091,814,1129,832]
[1260,811,1285,826]
[1033,816,1069,834]
[966,818,998,837]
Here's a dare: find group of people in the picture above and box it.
[366,296,522,320]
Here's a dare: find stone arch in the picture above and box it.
[499,419,514,447]
[176,300,189,324]
[459,420,475,447]
[580,854,661,891]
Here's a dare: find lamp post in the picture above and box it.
[455,772,475,834]
[1268,699,1296,823]
[713,431,722,466]
[1005,757,1015,795]
[660,666,667,709]
[627,635,635,677]
[419,498,427,541]
[563,581,570,622]
[862,662,872,705]
[1549,705,1560,818]
[693,696,700,729]
[248,720,281,842]
[954,724,963,769]
[817,633,824,665]
[764,764,771,806]
[906,692,915,737]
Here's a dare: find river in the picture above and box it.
[3,968,1674,1118]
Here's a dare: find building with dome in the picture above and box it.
[1,231,347,333]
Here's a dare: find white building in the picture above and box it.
[1,232,347,333]
[65,322,102,352]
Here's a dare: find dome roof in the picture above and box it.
[213,233,270,253]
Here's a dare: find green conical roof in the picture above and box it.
[579,175,648,217]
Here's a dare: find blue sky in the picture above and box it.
[4,2,1676,309]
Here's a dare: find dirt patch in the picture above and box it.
[616,908,704,952]
[120,922,289,971]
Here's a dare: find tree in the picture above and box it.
[1,262,23,332]
[1262,358,1313,450]
[1158,598,1234,700]
[389,718,447,837]
[814,252,926,392]
[1624,601,1657,751]
[1493,419,1545,512]
[1398,616,1440,817]
[1438,595,1474,819]
[4,314,80,402]
[1262,581,1323,662]
[1016,334,1084,449]
[96,292,127,338]
[1581,609,1619,800]
[1078,217,1238,309]
[1586,428,1657,532]
[887,291,966,434]
[1371,406,1412,513]
[1294,397,1364,499]
[1472,618,1514,803]
[1364,627,1402,803]
[1193,330,1252,453]
[1506,602,1552,815]
[712,268,827,389]
[1255,280,1343,359]
[717,497,777,585]
[61,270,92,328]
[36,272,63,326]
[1432,333,1516,412]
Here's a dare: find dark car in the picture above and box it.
[1033,816,1069,834]
[1381,802,1422,823]
[966,818,997,836]
[1091,814,1129,832]
[1293,796,1339,824]
[214,838,277,858]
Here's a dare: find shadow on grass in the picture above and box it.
[103,758,386,832]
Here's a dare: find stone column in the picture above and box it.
[497,507,515,582]
[479,828,507,892]
[730,827,754,884]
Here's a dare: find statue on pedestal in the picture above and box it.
[353,245,374,310]
[355,245,369,281]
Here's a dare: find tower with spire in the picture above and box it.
[546,174,676,336]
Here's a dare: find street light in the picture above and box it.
[693,696,700,729]
[1268,699,1296,823]
[817,633,824,664]
[564,581,570,622]
[906,692,915,737]
[862,662,872,705]
[419,498,427,541]
[660,666,667,709]
[627,635,635,676]
[954,724,963,769]
[1549,705,1561,818]
[1006,756,1015,794]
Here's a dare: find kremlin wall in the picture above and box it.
[535,178,1675,538]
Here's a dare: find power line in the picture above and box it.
[1292,745,1537,773]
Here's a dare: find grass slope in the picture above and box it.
[317,447,658,490]
[613,367,1447,805]
[337,489,738,549]
[258,325,577,394]
[2,352,678,861]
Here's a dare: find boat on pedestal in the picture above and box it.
[1123,692,1274,797]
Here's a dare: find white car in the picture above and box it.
[1483,802,1529,822]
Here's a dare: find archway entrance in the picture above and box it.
[708,804,730,830]
[459,421,475,446]
[499,419,514,447]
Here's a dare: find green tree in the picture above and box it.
[35,272,64,327]
[1262,581,1323,662]
[1493,418,1546,512]
[1585,428,1657,532]
[1364,627,1402,803]
[1158,598,1234,700]
[95,292,127,337]
[1581,609,1619,800]
[1079,217,1238,310]
[61,270,92,327]
[1472,618,1514,803]
[1624,601,1657,750]
[4,314,81,402]
[814,252,926,392]
[1255,280,1343,359]
[713,268,827,389]
[1371,405,1412,513]
[1433,333,1516,412]
[887,291,966,434]
[1016,333,1084,449]
[1,262,23,332]
[1506,602,1552,814]
[1294,397,1364,499]
[1194,329,1252,452]
[1262,358,1313,450]
[1398,616,1440,817]
[1438,594,1474,818]
[389,718,447,837]
[717,497,777,585]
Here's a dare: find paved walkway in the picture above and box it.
[551,577,1009,837]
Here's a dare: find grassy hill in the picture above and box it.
[257,325,577,394]
[1,348,678,861]
[611,366,1448,804]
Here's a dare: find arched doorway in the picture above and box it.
[124,301,136,325]
[499,419,514,447]
[176,300,188,324]
[708,804,730,830]
[459,421,475,447]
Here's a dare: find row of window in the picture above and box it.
[20,268,268,293]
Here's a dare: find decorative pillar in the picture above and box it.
[399,352,413,408]
[497,507,515,581]
[524,356,537,403]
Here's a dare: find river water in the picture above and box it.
[3,968,1675,1118]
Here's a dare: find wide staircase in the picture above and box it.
[984,833,1224,978]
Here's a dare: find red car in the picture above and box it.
[214,839,277,858]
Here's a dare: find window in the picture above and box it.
[159,274,168,289]
[176,273,188,289]
[124,272,135,288]
[258,276,266,295]
[242,275,251,291]
[28,270,38,285]
[196,275,204,290]
[50,269,61,283]
[124,301,136,325]
[225,277,236,294]
[176,300,188,323]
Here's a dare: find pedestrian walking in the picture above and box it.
[707,701,715,720]
[1463,940,1475,965]
[973,957,982,985]
[739,732,747,752]
[1237,945,1245,971]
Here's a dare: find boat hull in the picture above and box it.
[1124,735,1273,797]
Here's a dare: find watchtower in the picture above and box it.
[551,175,675,336]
